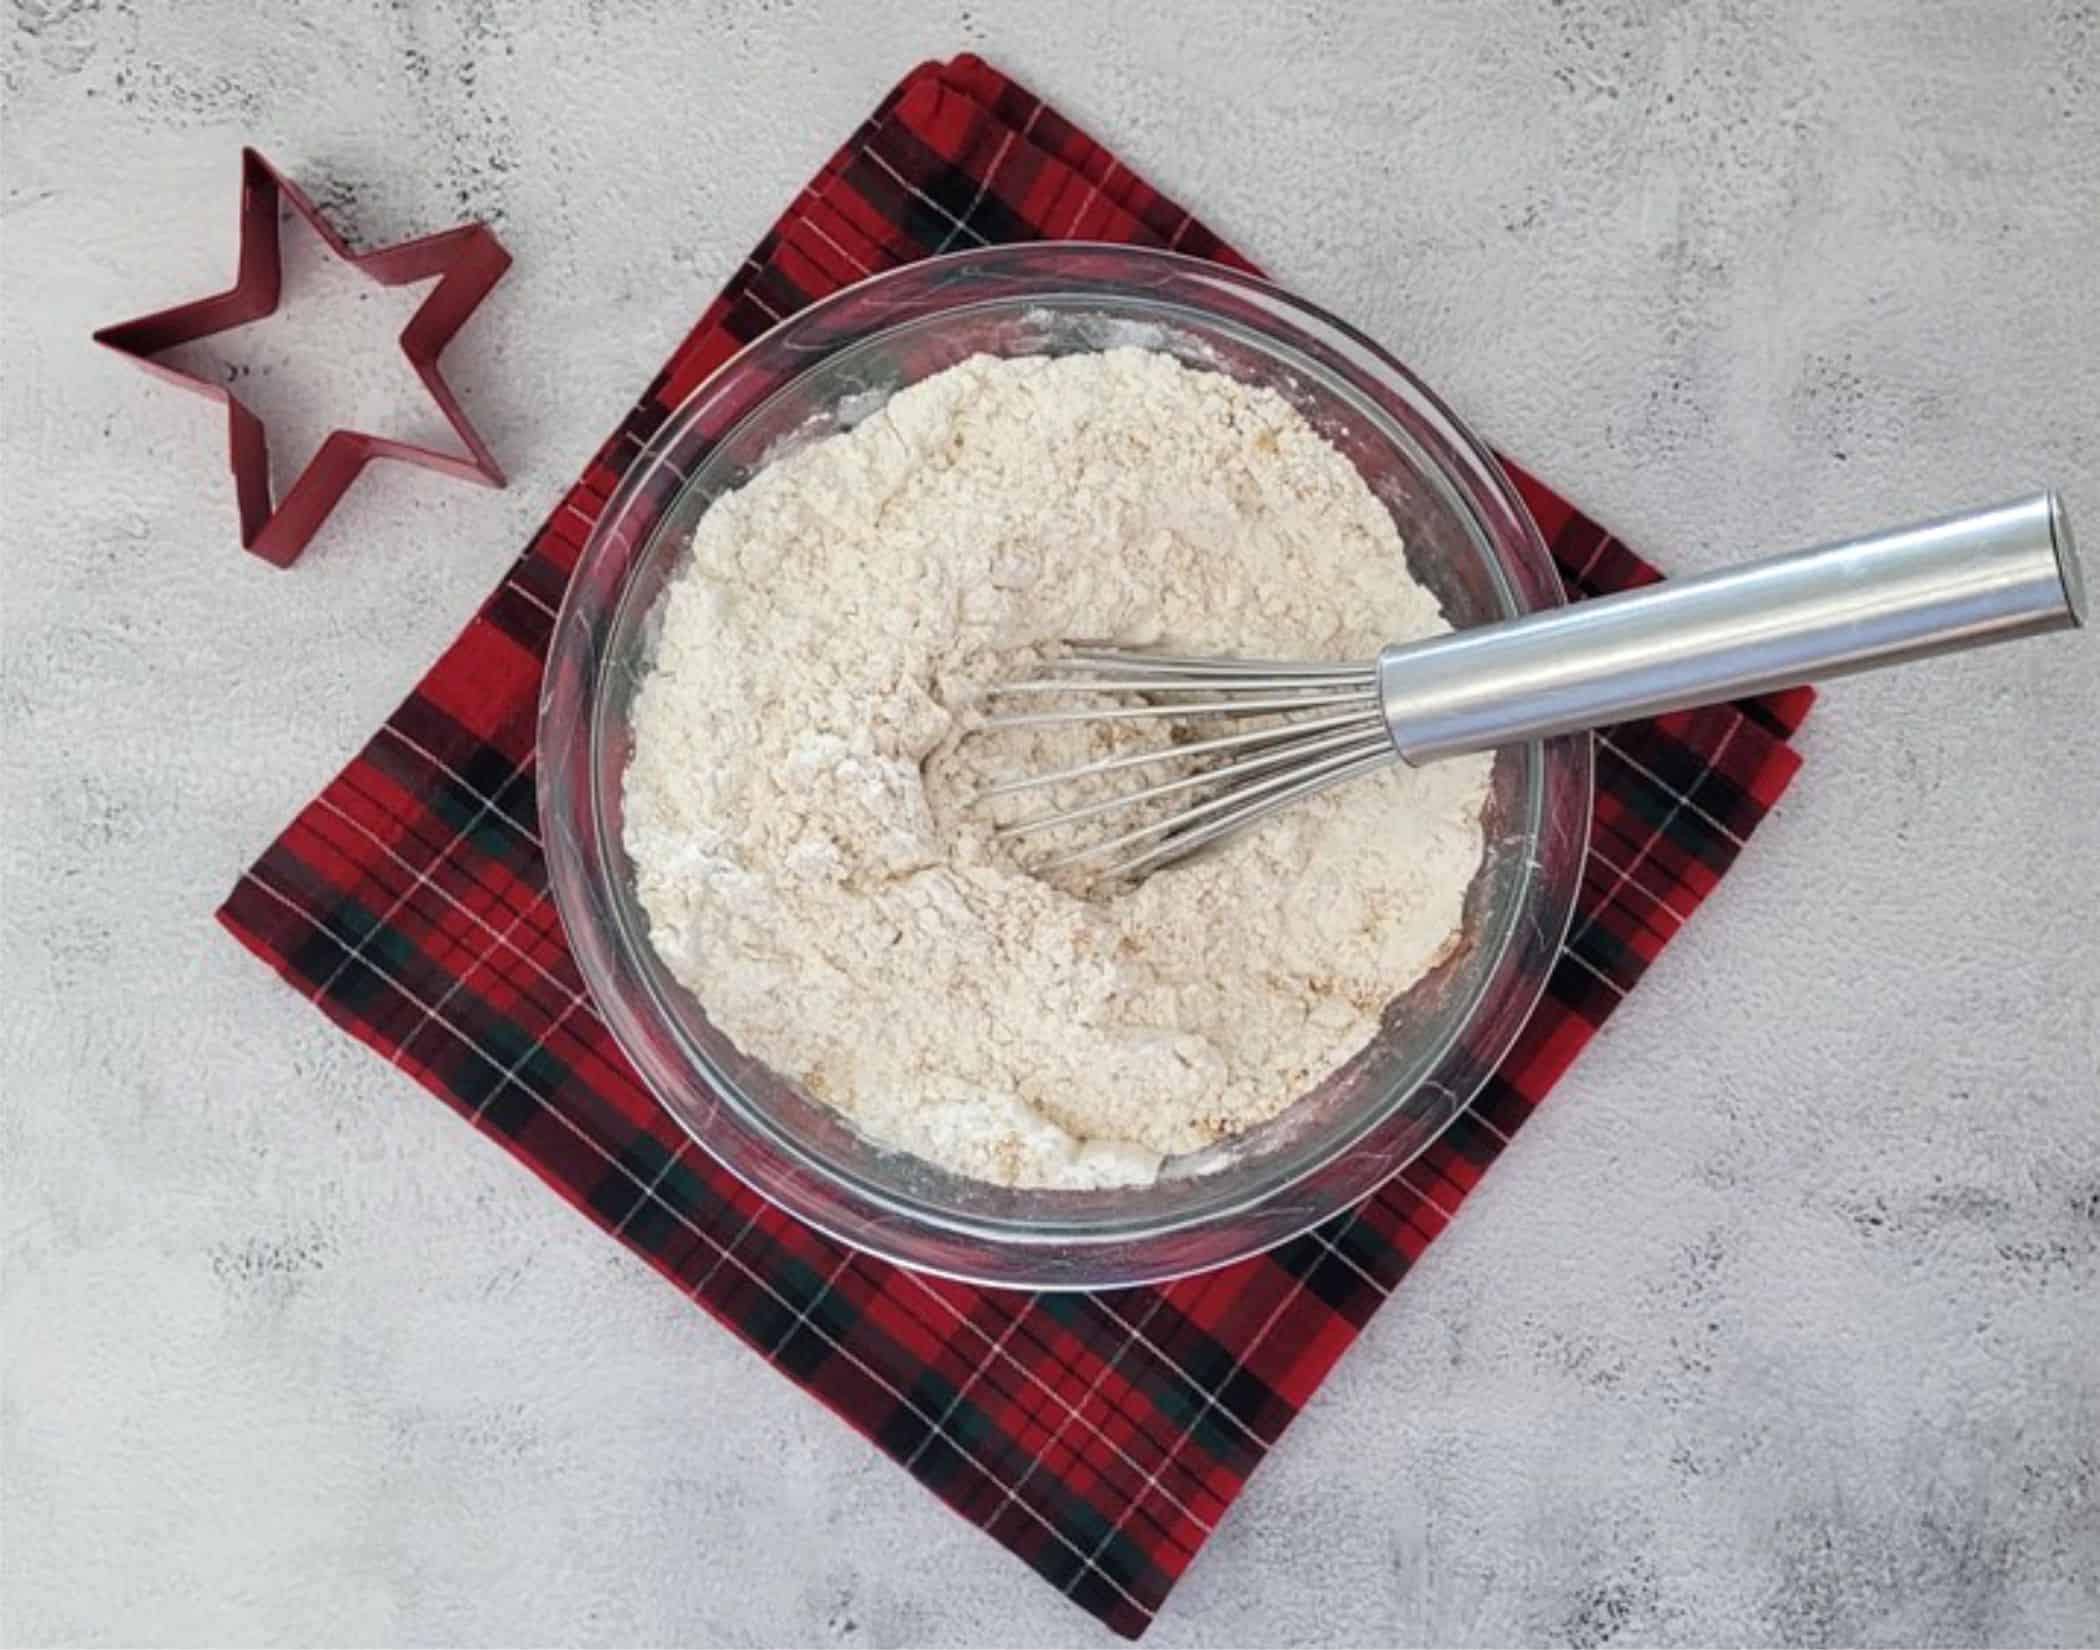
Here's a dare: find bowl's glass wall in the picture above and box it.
[539,246,1591,1287]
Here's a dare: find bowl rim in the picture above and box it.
[538,242,1594,1289]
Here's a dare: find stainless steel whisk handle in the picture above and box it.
[1378,492,2085,763]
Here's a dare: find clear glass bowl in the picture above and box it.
[538,245,1592,1289]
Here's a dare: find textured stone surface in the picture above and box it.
[4,3,2098,1645]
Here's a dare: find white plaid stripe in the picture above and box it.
[1073,1264,1317,1594]
[1061,157,1119,238]
[500,572,559,621]
[306,780,595,1096]
[1558,941,1628,998]
[1070,1180,1444,1589]
[741,284,787,325]
[765,1247,857,1358]
[934,127,1015,254]
[1087,1298,1271,1453]
[1597,728,1751,848]
[468,991,583,1125]
[899,1299,1025,1473]
[685,1201,766,1302]
[1576,721,1741,951]
[302,754,531,1005]
[1585,838,1695,928]
[379,725,541,844]
[1003,1289,1176,1510]
[792,210,876,277]
[605,1138,688,1241]
[310,790,588,1018]
[898,1274,1218,1535]
[1392,1164,1465,1223]
[861,147,991,248]
[1572,520,1616,582]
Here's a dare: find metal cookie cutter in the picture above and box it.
[93,147,511,568]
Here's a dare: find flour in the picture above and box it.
[623,348,1492,1189]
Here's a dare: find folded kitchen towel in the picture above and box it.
[219,54,1813,1639]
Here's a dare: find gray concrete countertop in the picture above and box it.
[5,3,2097,1645]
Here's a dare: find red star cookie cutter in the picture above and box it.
[93,148,510,568]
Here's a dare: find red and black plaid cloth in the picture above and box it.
[219,55,1814,1639]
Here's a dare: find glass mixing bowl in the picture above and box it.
[539,244,1592,1289]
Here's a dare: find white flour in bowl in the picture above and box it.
[623,348,1492,1189]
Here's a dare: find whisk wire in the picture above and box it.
[1057,647,1373,678]
[1100,747,1396,882]
[967,645,1398,883]
[979,686,1377,730]
[1037,728,1394,870]
[969,706,1388,803]
[996,724,1393,841]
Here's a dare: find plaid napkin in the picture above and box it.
[220,55,1813,1639]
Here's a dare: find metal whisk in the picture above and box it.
[970,493,2085,883]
